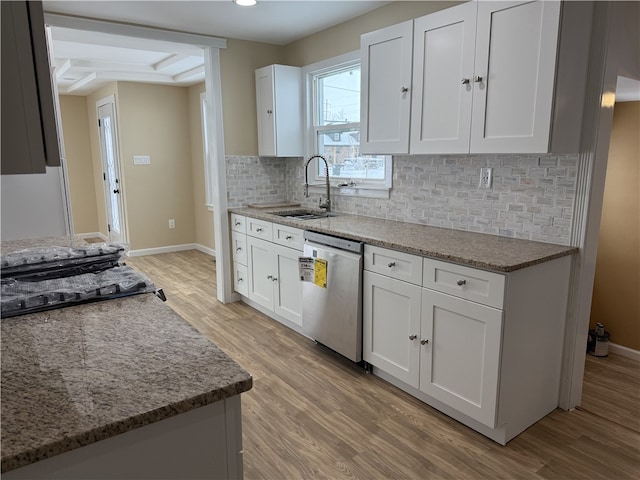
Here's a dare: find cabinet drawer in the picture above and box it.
[247,218,272,240]
[364,245,423,285]
[233,262,248,297]
[230,214,246,234]
[231,231,247,266]
[423,258,504,309]
[272,224,303,251]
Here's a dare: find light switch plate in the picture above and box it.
[134,155,151,165]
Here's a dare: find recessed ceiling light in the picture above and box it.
[234,0,257,6]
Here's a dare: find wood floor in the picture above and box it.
[126,250,640,480]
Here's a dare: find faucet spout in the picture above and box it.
[304,154,331,212]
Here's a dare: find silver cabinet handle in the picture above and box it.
[285,235,293,240]
[272,277,278,282]
[409,334,417,340]
[236,247,242,252]
[267,275,273,280]
[237,278,243,283]
[461,78,470,84]
[266,109,273,114]
[420,338,429,345]
[474,75,483,83]
[234,221,241,226]
[387,262,396,268]
[401,86,409,93]
[457,279,467,286]
[256,227,263,232]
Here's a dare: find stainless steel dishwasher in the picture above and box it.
[302,230,364,362]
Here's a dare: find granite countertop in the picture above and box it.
[1,294,253,473]
[0,235,88,254]
[230,207,577,272]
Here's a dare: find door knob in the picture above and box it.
[113,189,120,194]
[420,338,429,345]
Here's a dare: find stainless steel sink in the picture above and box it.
[273,210,340,220]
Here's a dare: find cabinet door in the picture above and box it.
[247,236,275,311]
[231,231,248,266]
[273,244,303,326]
[470,1,561,153]
[255,66,276,156]
[420,289,502,428]
[363,271,421,388]
[233,262,249,297]
[360,20,413,154]
[410,2,477,154]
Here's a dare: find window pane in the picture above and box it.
[317,67,360,127]
[317,129,386,180]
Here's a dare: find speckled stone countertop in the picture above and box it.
[230,207,577,272]
[1,294,253,473]
[0,235,87,254]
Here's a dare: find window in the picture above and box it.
[304,51,392,194]
[200,92,214,209]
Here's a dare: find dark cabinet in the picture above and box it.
[1,1,61,174]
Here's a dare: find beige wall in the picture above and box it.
[283,1,462,66]
[115,82,196,250]
[220,39,285,155]
[86,82,119,238]
[188,82,215,251]
[59,95,99,234]
[590,101,640,350]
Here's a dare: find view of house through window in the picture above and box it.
[313,63,389,185]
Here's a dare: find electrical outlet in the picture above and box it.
[168,219,175,229]
[479,167,493,189]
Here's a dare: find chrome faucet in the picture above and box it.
[304,154,331,212]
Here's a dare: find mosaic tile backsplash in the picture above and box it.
[228,153,578,245]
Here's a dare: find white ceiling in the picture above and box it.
[43,0,392,96]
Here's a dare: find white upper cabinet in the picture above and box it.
[360,20,413,155]
[410,2,477,154]
[470,1,561,153]
[255,64,303,157]
[362,1,589,155]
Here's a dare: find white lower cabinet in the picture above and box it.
[363,244,572,444]
[246,235,302,327]
[419,288,502,428]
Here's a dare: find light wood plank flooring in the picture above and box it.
[126,250,640,480]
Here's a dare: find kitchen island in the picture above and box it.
[1,238,252,479]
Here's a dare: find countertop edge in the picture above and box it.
[1,378,253,473]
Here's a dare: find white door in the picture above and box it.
[470,0,561,153]
[255,66,275,156]
[363,271,422,388]
[97,102,126,243]
[247,236,275,311]
[420,289,502,428]
[273,244,303,326]
[360,20,414,154]
[410,2,477,154]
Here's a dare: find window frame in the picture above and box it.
[302,51,392,196]
[200,92,214,210]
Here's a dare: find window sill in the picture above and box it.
[308,184,390,199]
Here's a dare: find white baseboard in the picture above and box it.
[195,244,216,257]
[609,343,640,361]
[128,243,216,258]
[77,232,109,241]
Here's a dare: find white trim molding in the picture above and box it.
[127,243,215,258]
[608,343,640,362]
[77,232,109,242]
[195,244,216,257]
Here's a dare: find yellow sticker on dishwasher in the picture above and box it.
[314,258,327,288]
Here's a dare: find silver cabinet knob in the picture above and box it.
[234,221,241,226]
[457,279,467,286]
[236,247,242,252]
[387,262,396,268]
[272,277,278,282]
[401,86,409,93]
[256,227,263,232]
[474,75,483,83]
[461,78,470,84]
[420,338,429,345]
[267,275,273,280]
[409,334,417,340]
[266,109,273,114]
[237,278,243,283]
[285,235,293,240]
